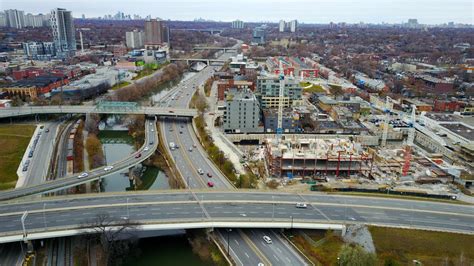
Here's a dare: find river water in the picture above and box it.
[98,72,196,193]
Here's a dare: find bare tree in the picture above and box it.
[84,213,140,265]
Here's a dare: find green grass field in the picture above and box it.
[0,124,35,190]
[287,230,344,265]
[110,81,131,90]
[370,227,474,265]
[300,82,326,93]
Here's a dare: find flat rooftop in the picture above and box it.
[440,123,474,141]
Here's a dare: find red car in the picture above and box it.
[207,181,214,187]
[207,172,213,178]
[135,153,142,158]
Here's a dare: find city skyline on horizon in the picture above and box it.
[2,0,473,25]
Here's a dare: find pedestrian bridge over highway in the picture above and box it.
[0,101,197,119]
[0,191,472,243]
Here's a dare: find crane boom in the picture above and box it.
[277,60,285,140]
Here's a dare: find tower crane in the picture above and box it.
[381,96,391,147]
[402,105,416,176]
[277,60,285,141]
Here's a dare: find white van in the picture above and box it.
[263,236,272,244]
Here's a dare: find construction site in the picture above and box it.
[264,138,373,178]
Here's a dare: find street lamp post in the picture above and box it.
[126,197,130,218]
[272,196,275,221]
[43,203,47,230]
[21,211,28,240]
[227,228,232,255]
[290,215,293,230]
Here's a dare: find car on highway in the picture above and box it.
[151,129,154,132]
[189,147,193,152]
[144,147,149,151]
[193,144,197,148]
[179,131,183,134]
[169,110,174,113]
[263,236,272,244]
[207,181,214,187]
[207,172,212,178]
[45,128,50,132]
[77,172,89,179]
[296,202,308,208]
[135,153,142,158]
[104,166,114,171]
[197,168,204,175]
[149,141,154,145]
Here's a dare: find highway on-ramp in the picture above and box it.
[0,119,158,201]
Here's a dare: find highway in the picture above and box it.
[0,191,472,244]
[22,122,60,187]
[0,120,158,201]
[156,42,309,264]
[0,106,197,118]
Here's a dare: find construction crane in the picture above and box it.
[276,60,285,141]
[381,96,391,147]
[402,105,416,176]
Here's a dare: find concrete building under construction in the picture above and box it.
[265,138,373,178]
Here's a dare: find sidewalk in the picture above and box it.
[202,81,246,175]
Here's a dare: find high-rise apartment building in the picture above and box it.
[231,20,245,29]
[289,20,298,32]
[0,12,7,27]
[23,42,56,60]
[126,30,144,49]
[50,8,76,58]
[279,20,286,32]
[223,89,262,133]
[279,19,298,33]
[5,9,25,29]
[145,19,166,44]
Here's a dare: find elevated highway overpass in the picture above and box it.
[0,191,472,243]
[0,119,159,201]
[0,104,197,119]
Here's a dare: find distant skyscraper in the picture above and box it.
[0,12,6,27]
[407,18,419,28]
[289,20,298,32]
[5,9,25,29]
[50,8,76,58]
[81,14,85,19]
[232,20,245,29]
[279,20,286,32]
[126,30,144,49]
[144,19,165,44]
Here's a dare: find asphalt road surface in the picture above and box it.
[0,191,472,243]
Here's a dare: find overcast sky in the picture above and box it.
[2,0,473,24]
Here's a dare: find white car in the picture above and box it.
[77,172,88,179]
[263,236,272,244]
[144,147,149,151]
[197,168,204,175]
[296,202,308,208]
[104,166,114,171]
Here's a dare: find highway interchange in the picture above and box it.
[1,44,473,265]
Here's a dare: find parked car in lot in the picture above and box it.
[263,236,272,244]
[104,166,114,171]
[77,172,89,179]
